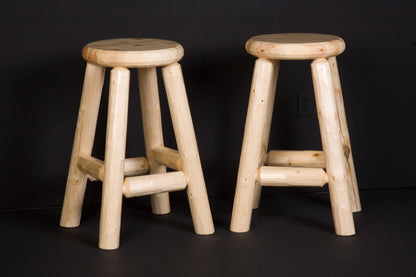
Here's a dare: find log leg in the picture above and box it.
[60,63,105,227]
[311,58,355,236]
[138,67,170,215]
[252,60,279,209]
[230,58,279,232]
[162,63,214,235]
[99,67,130,249]
[328,56,361,213]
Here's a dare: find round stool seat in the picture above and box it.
[82,38,184,68]
[246,33,345,60]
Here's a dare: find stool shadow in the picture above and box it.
[258,192,333,233]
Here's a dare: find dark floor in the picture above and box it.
[1,188,415,276]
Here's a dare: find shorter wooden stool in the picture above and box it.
[60,38,214,250]
[230,33,361,235]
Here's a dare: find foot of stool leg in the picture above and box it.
[312,58,355,236]
[60,63,105,228]
[162,63,214,235]
[328,57,361,213]
[138,67,170,215]
[230,58,279,232]
[99,67,130,250]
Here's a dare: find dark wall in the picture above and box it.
[2,0,416,209]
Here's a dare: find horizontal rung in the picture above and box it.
[78,155,149,181]
[265,150,326,168]
[124,157,150,176]
[123,171,187,198]
[151,146,182,171]
[78,156,103,181]
[258,166,328,187]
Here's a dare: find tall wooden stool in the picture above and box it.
[60,38,214,250]
[230,33,361,236]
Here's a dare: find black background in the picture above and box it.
[2,0,416,208]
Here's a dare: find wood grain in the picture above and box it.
[246,33,345,60]
[311,58,355,236]
[162,63,215,235]
[138,67,170,214]
[83,38,184,68]
[328,56,362,212]
[60,63,105,228]
[99,67,130,250]
[230,58,279,233]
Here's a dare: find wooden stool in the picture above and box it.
[230,33,361,236]
[60,38,214,250]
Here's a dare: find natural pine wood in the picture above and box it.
[311,58,355,235]
[124,157,151,177]
[152,146,182,171]
[265,150,326,168]
[162,63,215,235]
[62,39,214,249]
[77,155,149,181]
[246,33,345,60]
[230,58,279,232]
[138,67,170,214]
[99,67,130,250]
[77,155,103,181]
[328,56,362,213]
[123,171,188,198]
[83,38,184,68]
[231,34,360,236]
[258,166,328,187]
[253,60,280,209]
[60,63,105,228]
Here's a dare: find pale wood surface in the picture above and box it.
[246,33,345,60]
[124,157,150,177]
[311,58,355,236]
[162,63,215,235]
[252,60,280,209]
[266,150,326,168]
[83,38,184,68]
[259,166,328,187]
[138,67,170,214]
[99,67,130,250]
[78,155,149,181]
[230,58,279,233]
[328,56,362,212]
[77,155,104,181]
[60,63,105,228]
[123,171,188,198]
[152,146,182,171]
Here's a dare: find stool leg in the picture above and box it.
[99,67,130,250]
[138,67,170,215]
[60,63,105,227]
[328,57,361,213]
[253,60,280,210]
[311,58,355,236]
[162,63,214,235]
[230,58,279,232]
